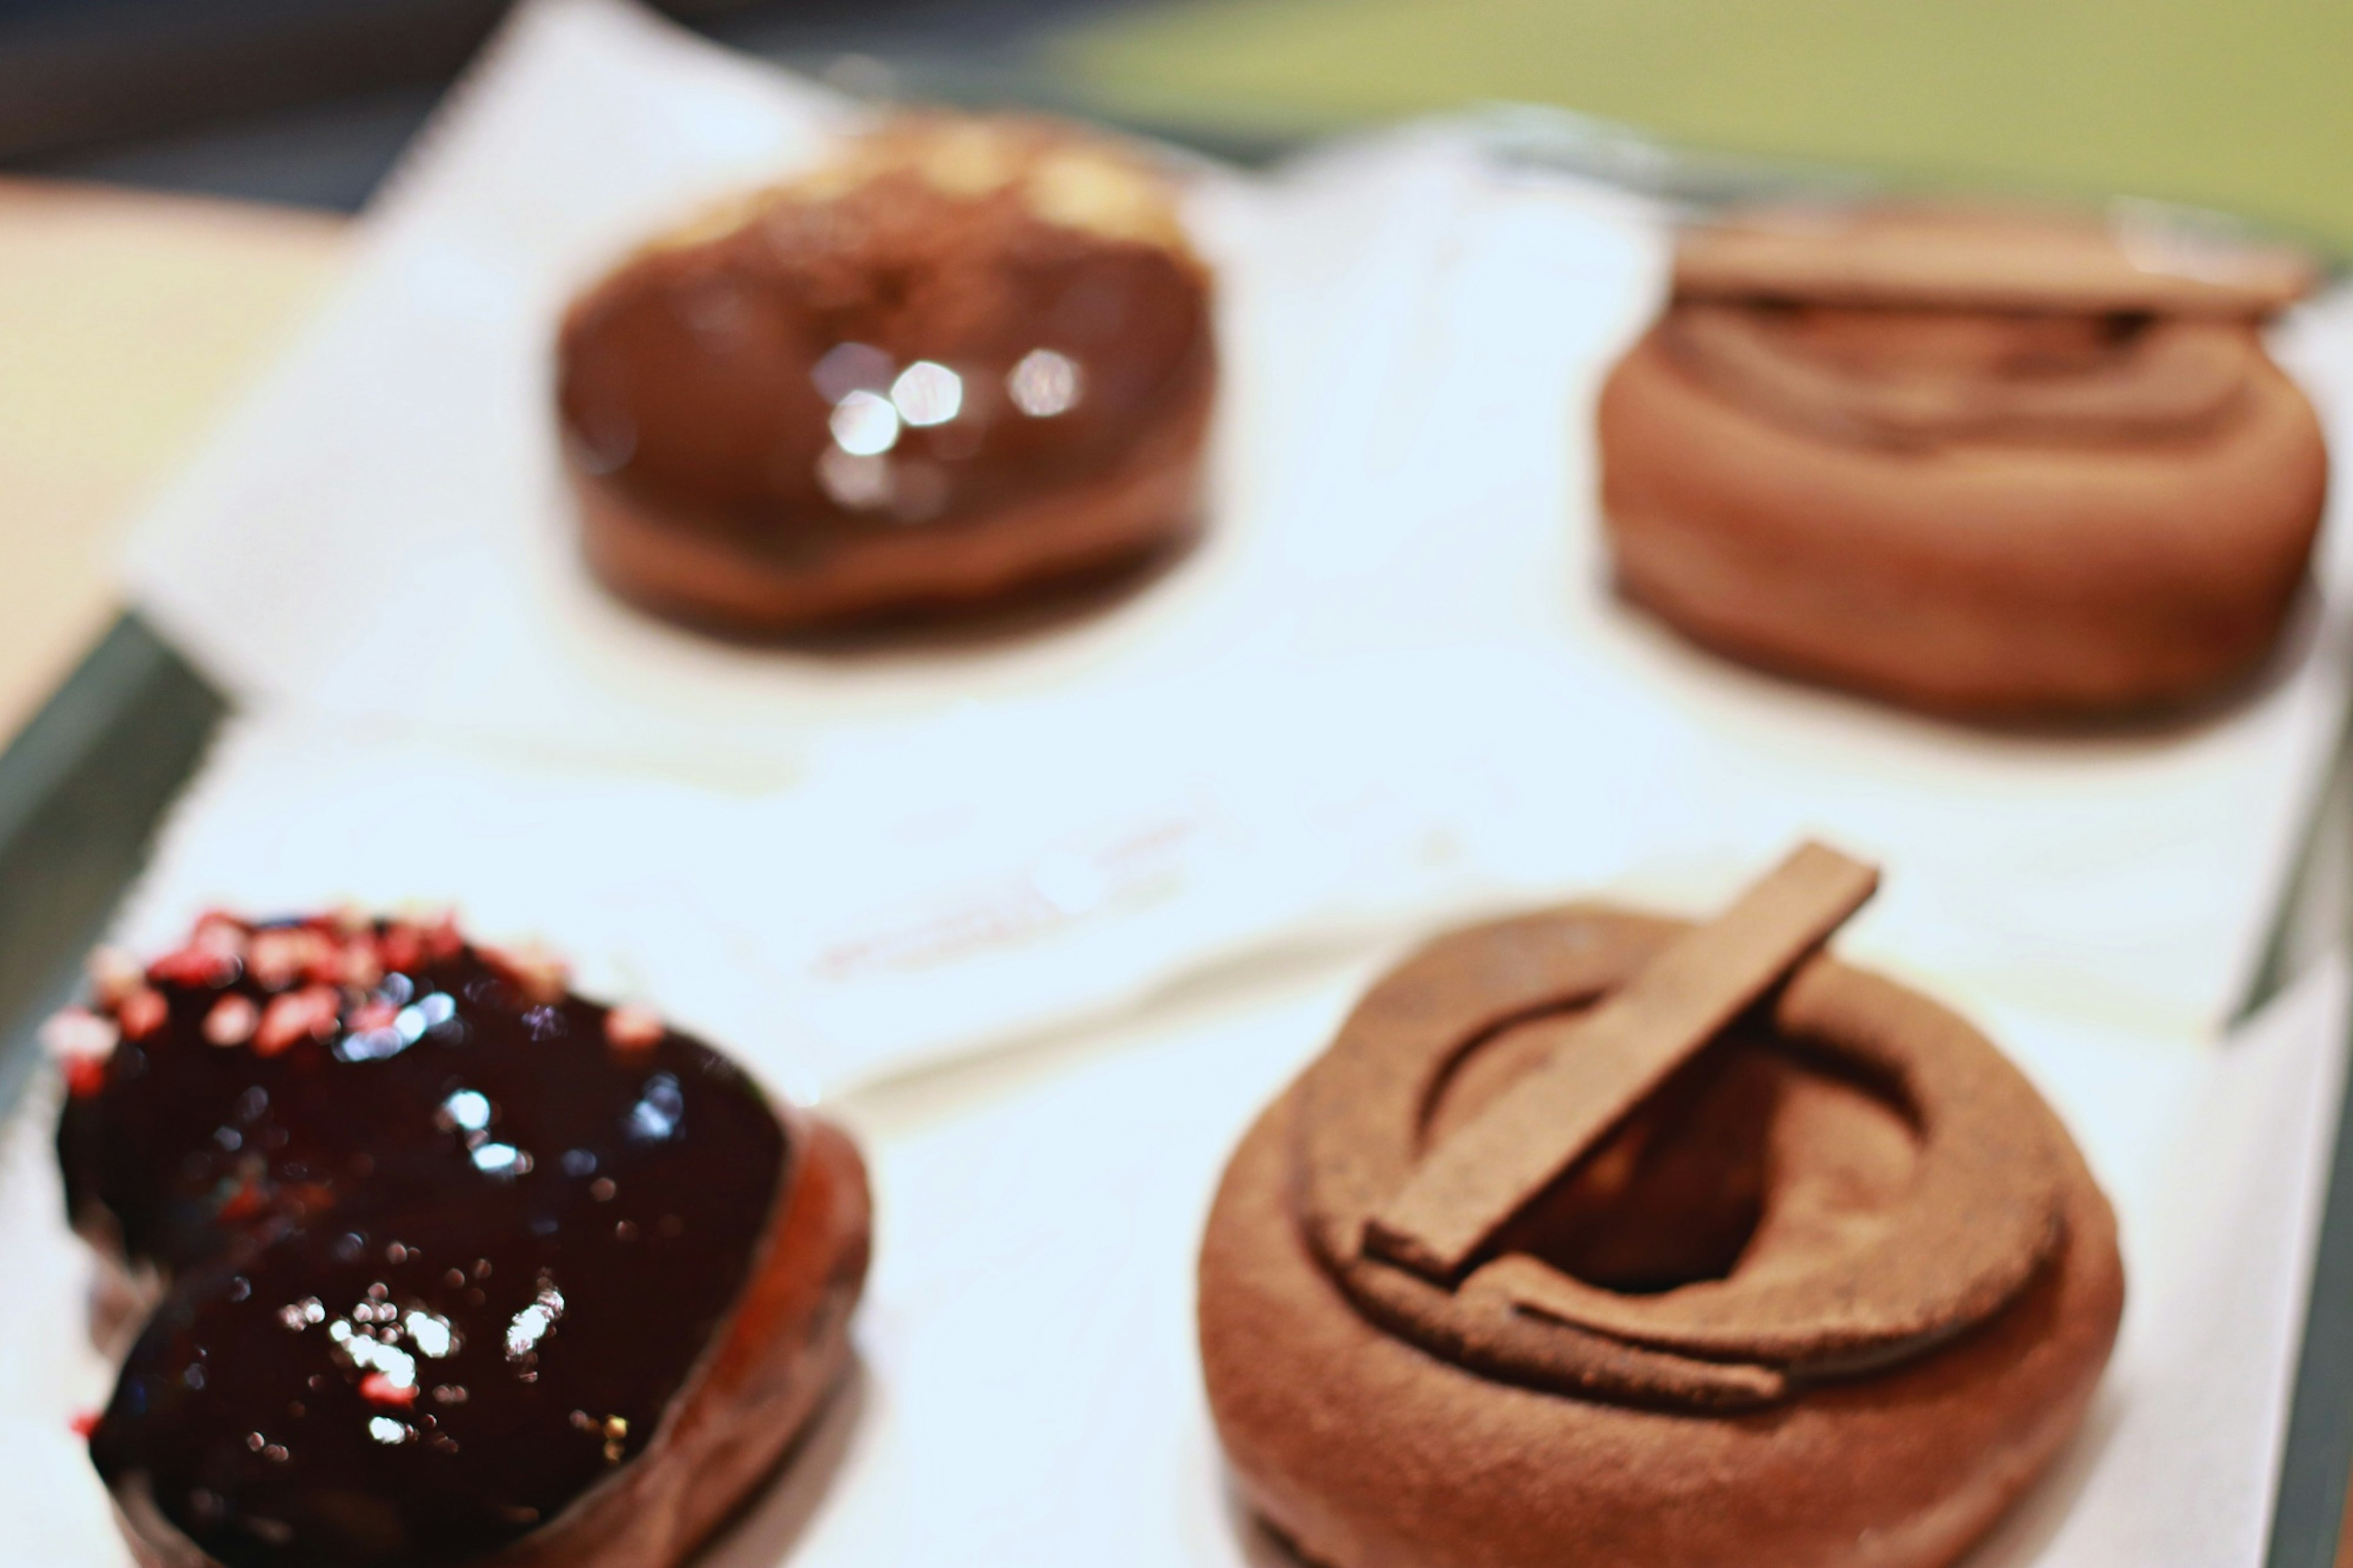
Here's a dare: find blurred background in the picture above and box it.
[0,0,2343,227]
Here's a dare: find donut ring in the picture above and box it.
[1596,208,2329,720]
[1199,906,2124,1568]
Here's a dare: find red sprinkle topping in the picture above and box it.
[85,946,143,1007]
[377,925,425,977]
[217,1178,269,1223]
[484,944,569,1007]
[604,1004,664,1053]
[347,1001,398,1035]
[117,988,169,1041]
[148,944,237,988]
[256,987,341,1057]
[249,927,328,991]
[359,1374,419,1408]
[203,995,260,1048]
[335,939,383,990]
[191,912,251,958]
[40,1006,118,1061]
[69,1411,99,1441]
[423,915,465,961]
[63,1057,108,1099]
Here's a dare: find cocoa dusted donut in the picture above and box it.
[1199,844,2124,1568]
[1597,204,2328,719]
[51,911,871,1568]
[556,113,1217,634]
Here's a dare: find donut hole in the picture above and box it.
[1421,1014,1922,1296]
[1743,301,2148,382]
[1663,298,2245,451]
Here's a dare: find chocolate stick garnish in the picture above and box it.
[1361,841,1879,1282]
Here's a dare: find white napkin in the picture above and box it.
[107,665,1700,1098]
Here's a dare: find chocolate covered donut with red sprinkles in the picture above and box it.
[53,911,870,1568]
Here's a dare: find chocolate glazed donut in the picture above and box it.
[556,113,1217,635]
[1596,205,2328,719]
[1199,877,2123,1567]
[51,912,871,1568]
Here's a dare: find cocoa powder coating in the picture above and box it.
[1199,904,2124,1568]
[1597,203,2328,719]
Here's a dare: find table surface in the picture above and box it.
[0,180,344,745]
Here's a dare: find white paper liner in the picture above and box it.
[102,666,1700,1100]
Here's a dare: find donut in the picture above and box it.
[1199,845,2123,1567]
[51,911,871,1568]
[555,113,1217,634]
[1596,204,2328,719]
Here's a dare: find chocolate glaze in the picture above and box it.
[1199,904,2125,1568]
[57,915,786,1568]
[556,118,1215,593]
